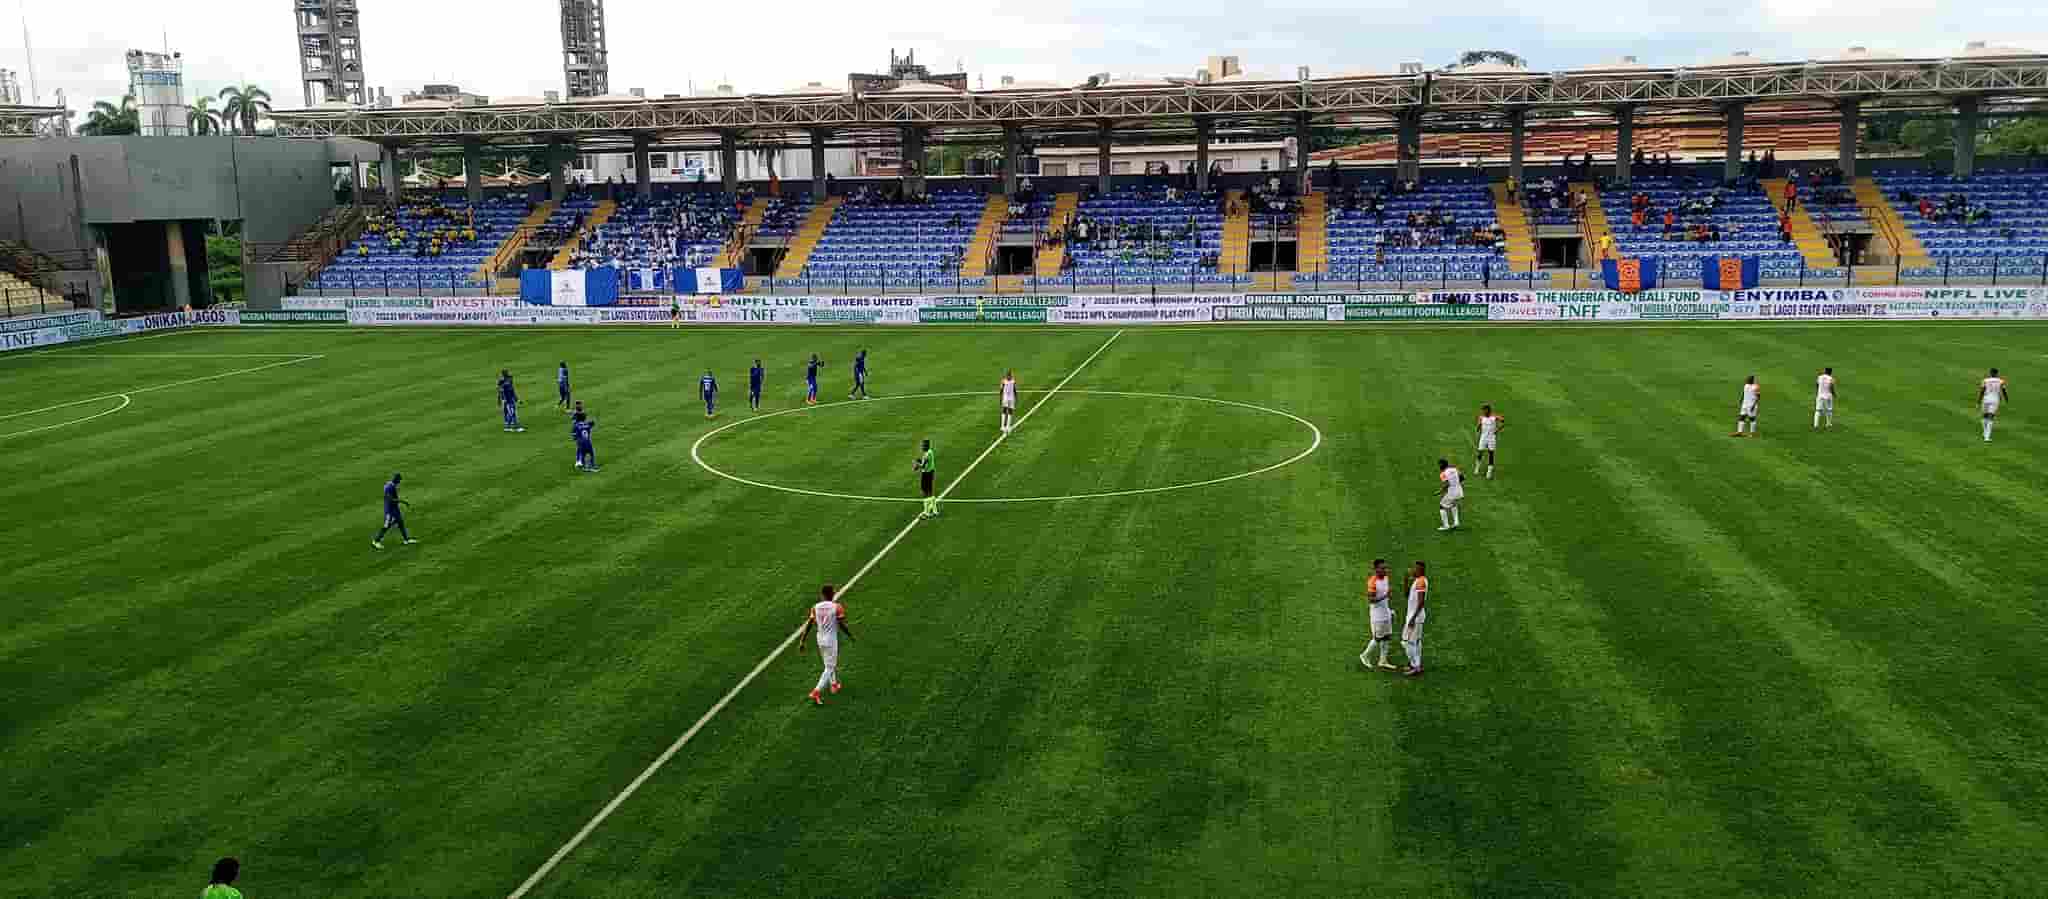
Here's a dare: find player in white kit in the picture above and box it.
[1000,370,1019,433]
[798,584,855,705]
[1979,367,2009,442]
[1473,404,1504,479]
[1732,375,1761,437]
[1813,367,1837,430]
[1359,559,1398,670]
[1436,459,1464,531]
[1401,560,1429,677]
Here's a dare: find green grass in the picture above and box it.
[3,321,2045,898]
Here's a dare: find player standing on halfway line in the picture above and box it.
[557,361,572,412]
[1000,370,1019,433]
[1813,367,1837,430]
[572,403,598,472]
[849,349,870,399]
[1359,558,1398,671]
[748,358,765,412]
[1401,560,1429,677]
[804,354,824,406]
[1436,458,1464,531]
[498,369,525,432]
[1979,367,2009,442]
[1473,404,1504,480]
[699,369,719,418]
[1732,374,1761,437]
[915,439,939,518]
[372,472,416,549]
[797,584,854,705]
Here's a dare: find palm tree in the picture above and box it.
[217,84,273,135]
[1449,50,1527,71]
[82,95,140,135]
[186,97,222,135]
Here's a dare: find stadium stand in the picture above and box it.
[1872,170,2048,279]
[307,196,534,291]
[1601,176,1816,281]
[565,192,749,272]
[794,188,985,288]
[1318,175,1535,284]
[1051,186,1229,286]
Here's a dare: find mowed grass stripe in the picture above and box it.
[1518,344,2048,893]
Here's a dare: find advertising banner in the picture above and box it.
[1245,292,1411,305]
[918,306,1050,323]
[346,308,499,325]
[1342,303,1490,321]
[1213,304,1332,322]
[282,296,526,311]
[239,310,349,324]
[1049,305,1212,324]
[1,310,201,352]
[0,310,100,334]
[1417,290,1535,305]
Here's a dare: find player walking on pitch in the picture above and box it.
[372,472,416,549]
[1401,561,1429,677]
[999,370,1019,433]
[1813,367,1837,430]
[804,354,823,405]
[915,439,939,518]
[849,349,870,399]
[1359,559,1398,670]
[797,584,854,705]
[571,404,598,472]
[748,359,765,412]
[1979,367,2009,442]
[1732,375,1761,437]
[1474,404,1504,479]
[498,369,525,432]
[700,369,719,418]
[557,362,573,411]
[1436,459,1464,531]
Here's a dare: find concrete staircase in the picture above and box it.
[1570,183,1613,266]
[1852,177,1933,272]
[1489,183,1538,273]
[484,199,557,291]
[1032,192,1081,278]
[1762,179,1838,270]
[0,269,63,316]
[716,197,773,269]
[773,197,841,279]
[548,199,616,270]
[961,193,1010,278]
[1294,191,1328,276]
[1217,190,1250,274]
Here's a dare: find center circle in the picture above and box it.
[689,390,1322,504]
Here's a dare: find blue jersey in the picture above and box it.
[750,365,764,389]
[498,375,517,403]
[700,374,717,396]
[383,480,401,515]
[572,418,594,444]
[805,361,821,385]
[557,366,570,387]
[854,352,867,376]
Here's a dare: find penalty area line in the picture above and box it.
[506,329,1123,899]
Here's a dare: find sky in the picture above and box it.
[5,0,2044,116]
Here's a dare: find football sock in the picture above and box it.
[1451,507,1461,528]
[1439,509,1451,528]
[1984,419,1994,440]
[1813,411,1821,428]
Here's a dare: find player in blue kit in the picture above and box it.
[848,349,869,399]
[497,369,525,432]
[571,404,599,472]
[556,362,572,411]
[372,473,416,549]
[749,359,765,411]
[804,354,823,405]
[700,369,719,417]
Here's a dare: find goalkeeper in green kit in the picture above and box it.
[915,439,938,518]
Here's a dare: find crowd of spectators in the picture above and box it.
[1621,186,1730,244]
[359,199,488,259]
[567,195,742,270]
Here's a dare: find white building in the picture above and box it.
[1036,141,1289,178]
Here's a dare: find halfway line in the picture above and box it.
[506,329,1123,898]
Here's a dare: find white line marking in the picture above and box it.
[0,356,324,422]
[0,394,131,439]
[690,389,1321,503]
[507,330,1123,899]
[14,352,320,359]
[0,327,200,360]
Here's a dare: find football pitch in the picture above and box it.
[3,320,2045,897]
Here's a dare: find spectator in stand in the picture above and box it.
[1782,178,1798,211]
[1662,209,1677,239]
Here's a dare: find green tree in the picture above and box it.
[1981,118,2048,156]
[205,233,244,304]
[81,95,140,135]
[217,85,273,135]
[1449,50,1526,70]
[186,97,223,135]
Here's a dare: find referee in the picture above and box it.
[915,439,938,518]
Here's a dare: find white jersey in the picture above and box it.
[1740,382,1760,413]
[1440,467,1464,501]
[1477,414,1500,450]
[1405,576,1429,629]
[811,600,844,645]
[1000,378,1018,408]
[1816,374,1834,400]
[1366,574,1393,637]
[1982,377,2006,410]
